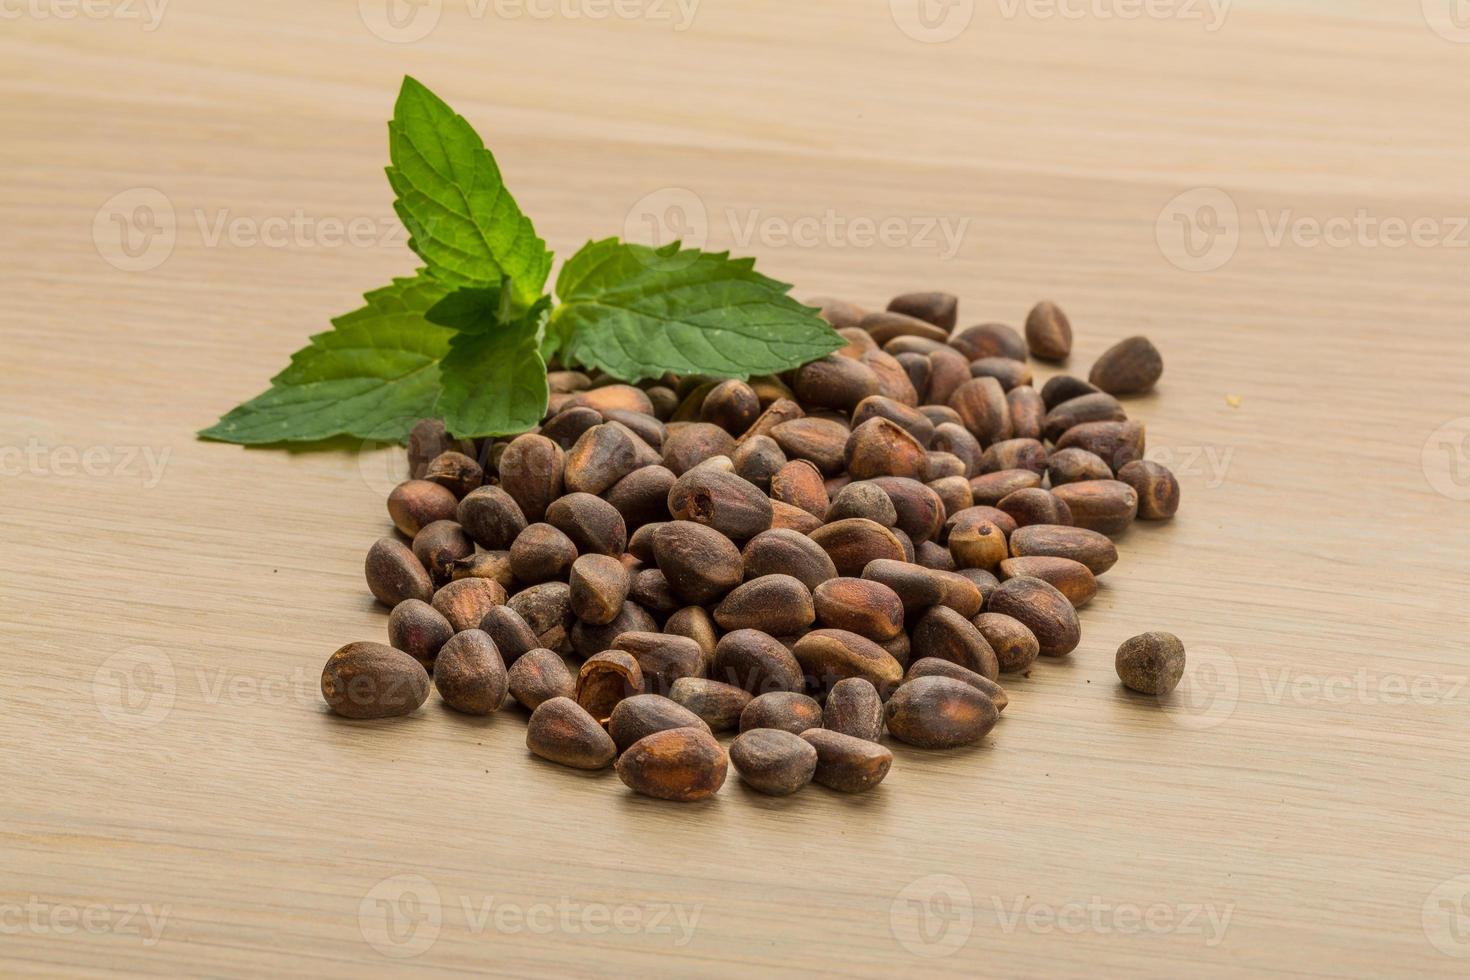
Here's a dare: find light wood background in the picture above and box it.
[4,1,1470,976]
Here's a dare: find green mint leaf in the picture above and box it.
[549,238,845,382]
[424,281,511,332]
[435,297,551,438]
[199,273,453,444]
[387,76,552,308]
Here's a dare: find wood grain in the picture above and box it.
[4,1,1470,976]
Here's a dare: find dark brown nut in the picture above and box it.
[527,696,617,769]
[915,540,956,571]
[947,504,1019,539]
[770,500,823,534]
[739,690,824,735]
[509,523,578,584]
[431,578,507,633]
[652,521,743,604]
[997,556,1098,608]
[669,677,753,732]
[879,631,912,670]
[988,576,1080,657]
[862,558,943,615]
[736,533,834,597]
[661,422,736,476]
[947,519,1008,571]
[450,550,516,589]
[1090,335,1163,396]
[912,606,999,679]
[731,435,786,492]
[612,632,706,696]
[628,522,665,563]
[1024,300,1073,361]
[1116,631,1186,695]
[844,417,927,480]
[868,476,946,542]
[1048,447,1114,486]
[979,438,1047,476]
[971,613,1040,673]
[629,568,680,614]
[949,322,1027,361]
[321,641,431,720]
[604,465,677,530]
[887,291,957,330]
[997,487,1073,528]
[826,481,899,526]
[388,599,454,671]
[969,357,1032,391]
[930,422,984,476]
[951,567,1000,606]
[769,459,830,517]
[615,727,727,802]
[926,347,973,406]
[1009,524,1118,575]
[1040,374,1102,410]
[810,518,908,577]
[1055,420,1146,471]
[922,452,967,482]
[792,628,904,694]
[563,423,643,496]
[604,409,667,451]
[852,395,936,446]
[741,397,805,442]
[423,451,483,499]
[906,658,1008,711]
[1051,480,1138,536]
[714,575,816,634]
[541,405,604,449]
[667,467,774,542]
[457,486,528,551]
[823,677,883,741]
[575,650,644,724]
[813,578,905,641]
[969,469,1042,506]
[608,694,712,752]
[812,296,869,330]
[1042,392,1128,443]
[646,385,678,420]
[884,675,999,749]
[896,352,932,402]
[713,629,804,695]
[412,520,474,586]
[699,380,760,434]
[569,602,659,660]
[507,648,575,710]
[861,348,920,407]
[861,309,950,346]
[408,419,466,479]
[432,629,508,715]
[792,355,881,412]
[729,728,817,796]
[948,377,1013,445]
[545,492,627,557]
[507,581,573,648]
[801,729,892,793]
[1006,386,1046,442]
[664,607,718,669]
[366,537,434,606]
[929,569,985,618]
[565,384,655,417]
[568,554,631,625]
[770,417,850,476]
[479,605,540,665]
[1116,460,1181,520]
[388,479,459,538]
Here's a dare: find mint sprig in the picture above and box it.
[202,77,843,445]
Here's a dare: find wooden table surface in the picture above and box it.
[5,1,1470,976]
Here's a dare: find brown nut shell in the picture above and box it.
[884,675,999,749]
[607,694,712,752]
[1009,524,1119,575]
[433,629,508,715]
[987,576,1081,657]
[729,728,818,796]
[321,641,431,720]
[575,650,645,724]
[800,729,893,793]
[507,648,576,711]
[365,536,434,607]
[822,678,884,741]
[739,691,824,735]
[526,696,617,769]
[615,727,728,802]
